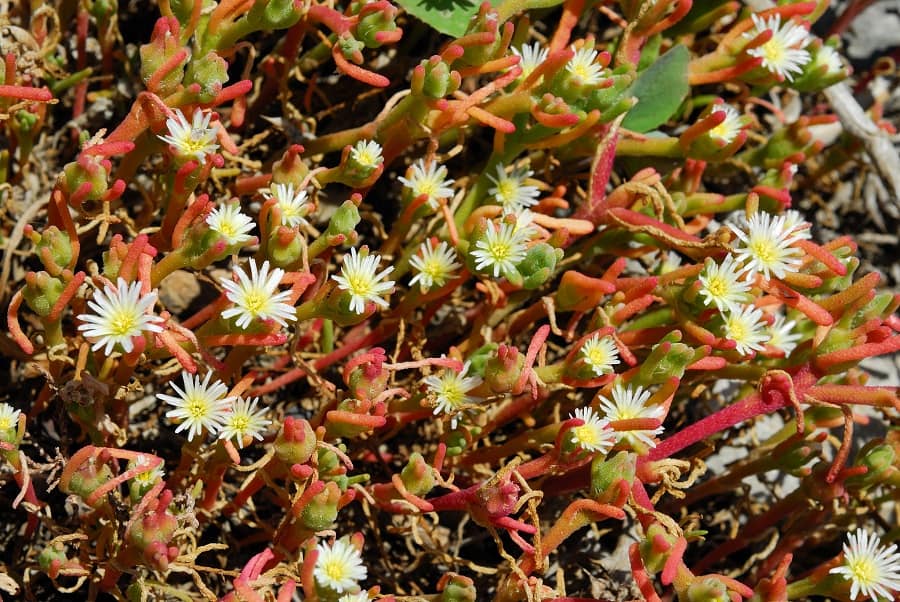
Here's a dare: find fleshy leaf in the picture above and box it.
[621,44,690,133]
[395,0,481,37]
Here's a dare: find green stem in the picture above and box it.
[615,136,683,158]
[151,249,187,288]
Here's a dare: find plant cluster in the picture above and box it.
[0,0,898,600]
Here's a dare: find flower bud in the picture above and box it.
[275,417,317,467]
[22,271,64,318]
[439,573,477,602]
[590,451,636,504]
[128,509,178,571]
[300,480,341,531]
[267,225,305,269]
[792,40,848,92]
[685,577,729,602]
[63,455,114,508]
[846,440,897,491]
[636,339,694,385]
[38,541,69,577]
[483,344,524,394]
[183,52,229,103]
[29,226,75,273]
[246,0,302,30]
[517,243,563,290]
[140,18,188,97]
[355,5,399,49]
[62,154,111,207]
[638,523,678,575]
[401,452,435,496]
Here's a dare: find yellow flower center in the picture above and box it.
[587,346,611,366]
[183,130,211,154]
[0,418,12,430]
[727,317,748,342]
[422,257,447,279]
[497,180,518,204]
[417,178,439,198]
[347,273,374,297]
[322,558,349,582]
[439,382,465,407]
[486,239,513,261]
[709,122,731,140]
[847,557,876,586]
[573,424,599,446]
[242,290,268,314]
[762,40,787,66]
[355,149,378,168]
[705,275,728,298]
[230,415,250,433]
[108,308,139,337]
[749,238,777,264]
[185,397,209,420]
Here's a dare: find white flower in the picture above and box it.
[130,454,165,487]
[597,383,664,449]
[744,14,811,81]
[470,219,530,278]
[218,396,271,448]
[816,45,844,76]
[730,211,805,280]
[409,239,461,292]
[767,313,802,356]
[332,248,395,314]
[512,42,548,79]
[424,361,483,429]
[219,259,297,329]
[723,304,770,356]
[350,140,383,170]
[338,594,370,602]
[158,108,220,162]
[569,407,614,453]
[780,209,812,240]
[830,528,900,602]
[159,371,233,441]
[398,159,455,209]
[566,46,604,85]
[698,254,752,312]
[77,278,164,355]
[488,164,541,212]
[0,403,21,432]
[707,104,744,144]
[314,539,368,594]
[580,334,620,377]
[206,203,255,245]
[264,182,310,228]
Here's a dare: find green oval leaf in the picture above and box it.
[621,44,690,133]
[395,0,481,37]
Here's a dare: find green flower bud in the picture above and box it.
[591,451,636,503]
[32,226,74,273]
[517,242,562,290]
[483,344,524,394]
[140,18,188,97]
[639,523,677,575]
[401,452,435,496]
[275,417,318,467]
[246,0,302,30]
[301,481,341,531]
[183,52,229,104]
[62,154,110,206]
[847,441,897,490]
[685,578,729,602]
[22,271,64,318]
[325,200,361,241]
[337,32,366,62]
[636,338,693,386]
[440,573,477,602]
[355,7,398,49]
[63,456,114,507]
[267,226,304,269]
[38,541,68,575]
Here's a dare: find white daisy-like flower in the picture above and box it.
[219,259,297,329]
[0,403,21,432]
[698,254,752,313]
[487,164,541,212]
[707,104,744,145]
[409,239,461,292]
[331,248,396,315]
[350,140,383,170]
[218,396,271,448]
[512,42,548,79]
[723,304,770,356]
[130,454,165,488]
[398,159,455,209]
[580,334,620,377]
[767,313,802,356]
[158,108,220,162]
[77,278,165,355]
[470,220,530,279]
[206,202,255,245]
[780,209,812,240]
[159,371,233,441]
[569,407,614,453]
[744,14,811,81]
[424,361,483,430]
[313,539,368,594]
[264,182,310,228]
[830,528,900,602]
[597,383,665,449]
[566,46,604,85]
[730,211,805,280]
[338,594,370,602]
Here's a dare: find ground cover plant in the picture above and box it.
[0,0,899,599]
